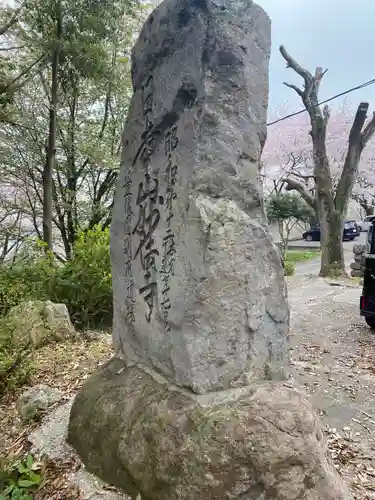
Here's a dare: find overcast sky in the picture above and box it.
[257,0,375,115]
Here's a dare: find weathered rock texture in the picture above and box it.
[350,244,366,278]
[2,300,76,348]
[110,0,289,394]
[30,399,131,500]
[16,384,63,422]
[68,358,353,500]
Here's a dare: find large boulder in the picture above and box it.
[68,358,352,500]
[2,300,76,348]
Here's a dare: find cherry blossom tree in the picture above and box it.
[262,46,375,276]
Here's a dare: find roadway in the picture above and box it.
[289,232,366,276]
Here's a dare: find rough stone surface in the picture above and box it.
[68,358,353,500]
[16,384,63,421]
[4,300,76,347]
[29,399,131,500]
[353,244,366,255]
[110,0,289,394]
[350,261,362,271]
[43,302,76,339]
[350,245,366,278]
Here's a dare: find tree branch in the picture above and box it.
[283,82,304,97]
[335,102,372,214]
[0,2,26,37]
[279,45,328,128]
[349,102,368,143]
[361,111,375,148]
[1,54,46,94]
[314,67,328,95]
[279,45,313,83]
[281,177,316,210]
[291,172,315,181]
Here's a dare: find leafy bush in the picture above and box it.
[284,261,295,276]
[0,312,34,394]
[266,193,315,258]
[0,226,112,330]
[0,240,55,317]
[52,226,112,329]
[0,227,111,393]
[0,345,33,395]
[0,454,43,499]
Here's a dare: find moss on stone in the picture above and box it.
[68,358,352,500]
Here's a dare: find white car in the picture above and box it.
[358,215,375,232]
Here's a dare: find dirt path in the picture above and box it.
[287,276,375,498]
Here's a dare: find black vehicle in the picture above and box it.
[302,220,360,242]
[360,220,375,329]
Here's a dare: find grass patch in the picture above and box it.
[285,249,321,264]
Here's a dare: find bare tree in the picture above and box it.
[279,45,375,276]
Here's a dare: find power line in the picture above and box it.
[267,77,375,127]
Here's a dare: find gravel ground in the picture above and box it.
[287,275,375,498]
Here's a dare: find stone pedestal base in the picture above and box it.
[68,358,352,500]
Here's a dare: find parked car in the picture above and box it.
[302,220,360,242]
[358,215,375,232]
[345,220,361,238]
[360,219,375,329]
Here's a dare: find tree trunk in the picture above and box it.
[277,219,286,257]
[66,83,78,255]
[318,205,344,276]
[43,5,61,252]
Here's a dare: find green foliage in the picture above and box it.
[0,226,111,330]
[283,261,295,276]
[52,226,112,328]
[0,226,110,392]
[0,0,150,258]
[266,192,314,224]
[0,455,43,499]
[283,250,320,277]
[0,240,55,317]
[266,192,315,258]
[0,336,33,395]
[285,250,320,263]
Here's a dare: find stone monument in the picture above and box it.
[68,0,353,498]
[109,0,289,395]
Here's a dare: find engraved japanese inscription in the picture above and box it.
[130,74,179,326]
[160,127,178,332]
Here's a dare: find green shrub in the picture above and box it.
[0,454,43,499]
[0,227,111,393]
[0,317,34,394]
[0,240,56,317]
[0,226,112,330]
[52,226,112,329]
[285,250,320,263]
[284,261,295,276]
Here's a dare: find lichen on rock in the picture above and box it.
[1,300,76,348]
[68,358,353,500]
